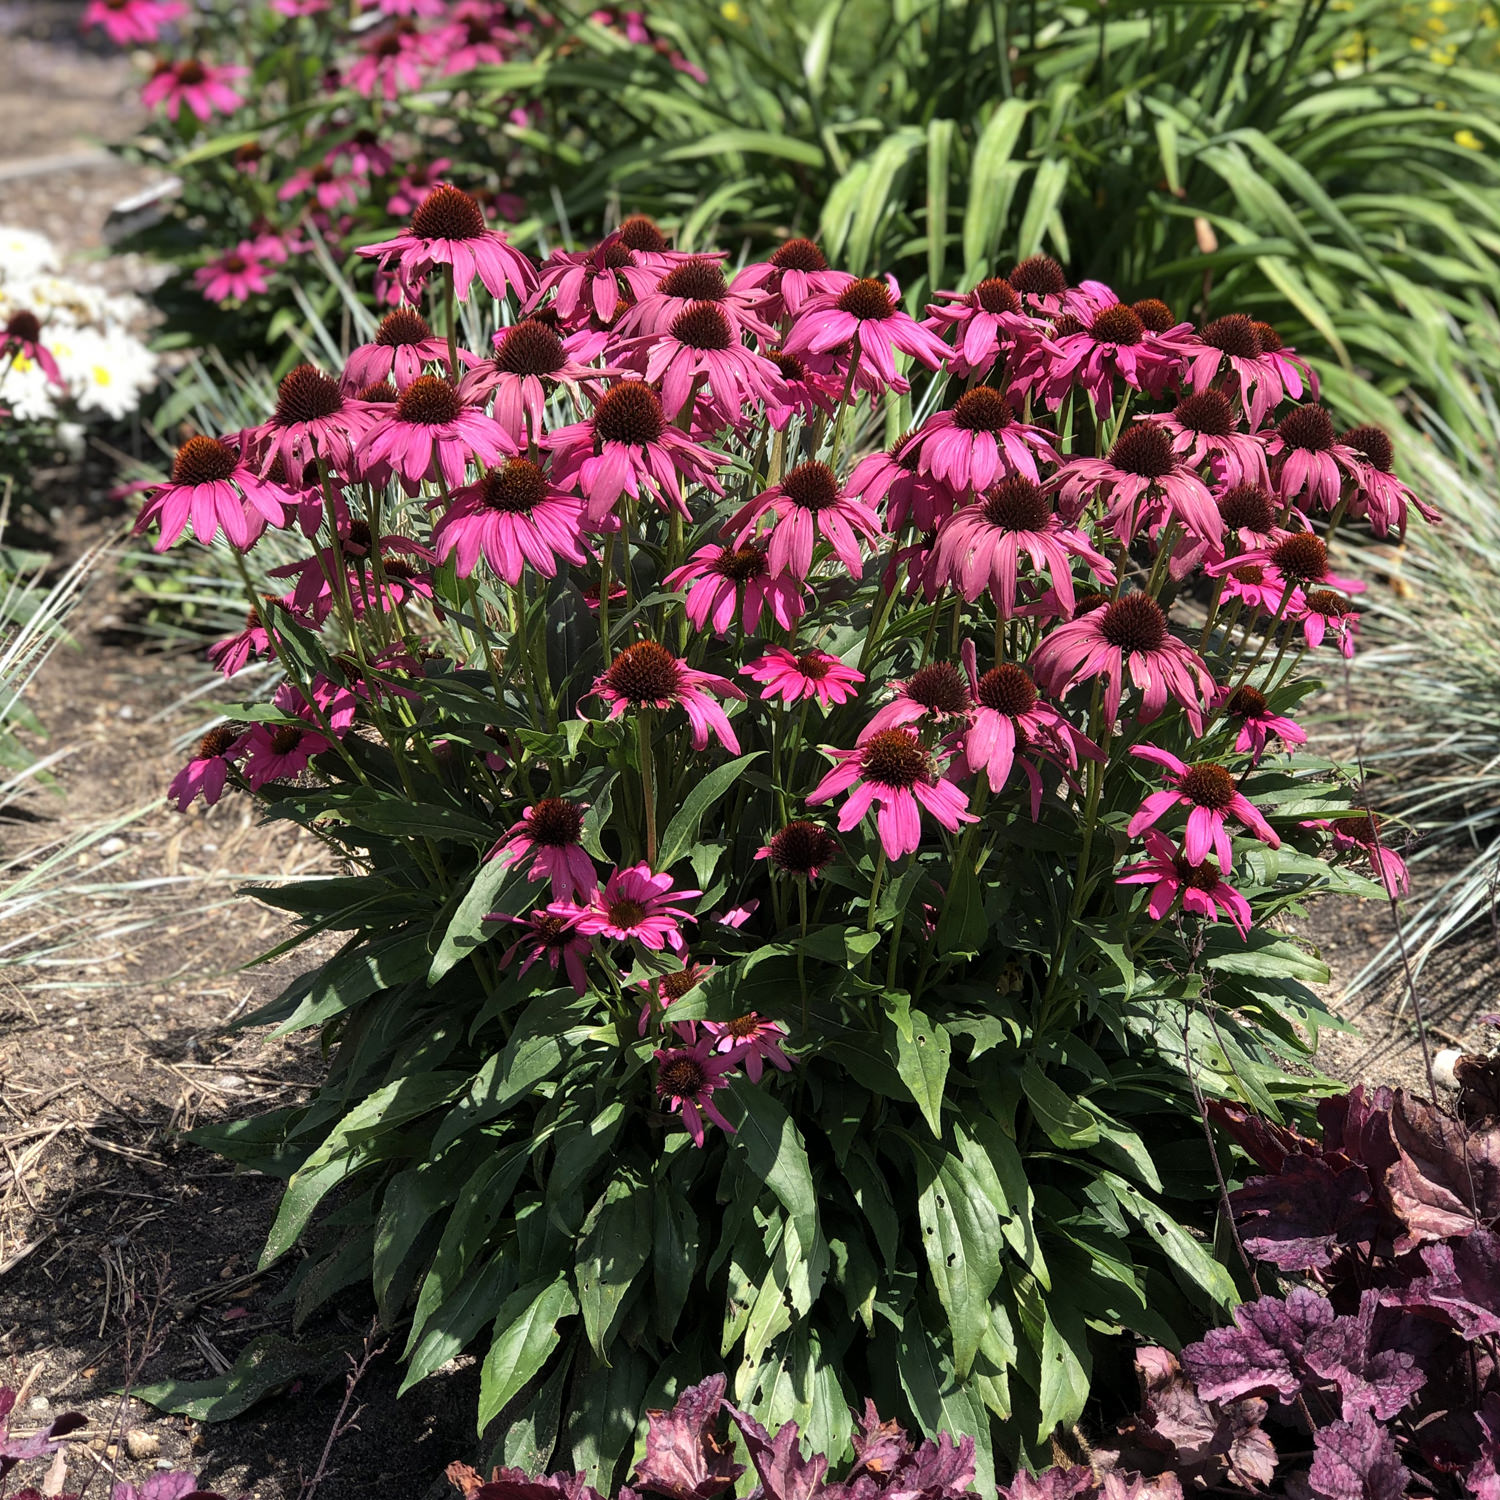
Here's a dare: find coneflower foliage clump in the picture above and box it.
[142,200,1437,1482]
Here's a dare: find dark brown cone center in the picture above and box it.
[981,477,1051,533]
[836,278,895,321]
[274,364,344,425]
[782,461,840,512]
[525,797,583,846]
[410,184,486,241]
[375,308,434,347]
[481,459,547,514]
[977,665,1037,717]
[496,319,566,375]
[594,382,665,445]
[1181,763,1237,810]
[771,237,828,271]
[859,729,928,789]
[172,435,239,485]
[395,375,462,425]
[904,662,971,716]
[1098,594,1168,653]
[1200,314,1262,359]
[951,386,1014,433]
[1090,303,1145,346]
[657,257,727,302]
[1008,255,1067,296]
[1109,422,1176,479]
[605,640,680,703]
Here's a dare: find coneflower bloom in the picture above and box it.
[703,1014,792,1082]
[194,243,271,307]
[847,431,956,534]
[1044,302,1183,413]
[618,254,772,342]
[1006,254,1070,315]
[909,386,1059,490]
[1216,483,1278,550]
[528,230,661,325]
[168,724,242,812]
[342,308,456,391]
[955,642,1100,815]
[1212,560,1291,616]
[359,375,512,494]
[1030,592,1215,730]
[756,820,840,879]
[357,184,537,304]
[664,542,805,635]
[761,347,838,431]
[459,317,607,442]
[1251,320,1318,407]
[1,311,62,386]
[742,648,864,709]
[636,958,715,1036]
[487,797,596,901]
[277,161,362,214]
[141,57,247,121]
[807,728,976,860]
[269,521,435,621]
[588,640,745,753]
[431,458,590,582]
[1056,422,1219,544]
[927,475,1113,618]
[1265,404,1358,512]
[1215,684,1307,762]
[783,275,949,392]
[495,908,590,995]
[923,277,1042,378]
[346,22,430,101]
[546,380,724,524]
[135,435,289,552]
[1117,830,1252,937]
[1154,390,1268,489]
[731,237,851,322]
[727,461,883,581]
[83,0,186,44]
[207,602,275,677]
[614,301,787,422]
[239,717,331,789]
[1221,530,1363,599]
[577,863,701,953]
[1319,810,1409,898]
[1299,588,1360,657]
[1127,746,1280,870]
[252,363,369,476]
[654,1036,737,1147]
[1338,424,1440,537]
[861,662,973,739]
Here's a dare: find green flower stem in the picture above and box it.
[598,533,615,657]
[827,340,862,470]
[797,877,810,1036]
[444,264,459,379]
[638,709,657,867]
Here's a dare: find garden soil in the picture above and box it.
[1,11,1496,1500]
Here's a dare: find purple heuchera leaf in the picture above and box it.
[1235,1156,1380,1272]
[109,1478,208,1500]
[1302,1291,1425,1421]
[1208,1101,1317,1175]
[876,1430,975,1500]
[1318,1086,1399,1180]
[1305,1413,1410,1500]
[1385,1092,1500,1246]
[1100,1474,1183,1500]
[1394,1231,1500,1341]
[1467,1392,1500,1500]
[634,1376,744,1500]
[723,1404,828,1500]
[473,1469,610,1500]
[1181,1289,1333,1405]
[999,1466,1096,1500]
[848,1403,911,1479]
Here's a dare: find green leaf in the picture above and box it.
[1037,1301,1091,1442]
[429,858,531,984]
[1100,1172,1237,1310]
[657,131,825,169]
[1016,156,1069,262]
[894,1312,996,1496]
[652,1181,700,1341]
[134,1334,349,1422]
[575,1168,652,1357]
[477,1276,579,1431]
[566,1345,650,1494]
[1020,1063,1099,1148]
[963,100,1033,275]
[927,118,957,293]
[273,934,430,1036]
[432,1024,568,1153]
[893,1011,950,1137]
[656,752,763,871]
[404,1257,514,1396]
[969,1116,1048,1287]
[497,1340,573,1474]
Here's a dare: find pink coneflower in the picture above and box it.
[617,254,771,342]
[1320,810,1409,898]
[1299,588,1360,657]
[636,958,715,1036]
[495,908,590,995]
[207,602,275,676]
[432,459,589,582]
[1055,421,1219,544]
[1117,830,1251,937]
[529,230,662,326]
[1128,746,1280,870]
[1338,425,1440,538]
[1183,315,1305,430]
[342,308,456,392]
[252,363,369,476]
[346,21,429,100]
[1214,560,1291,616]
[358,184,537,305]
[1,311,62,386]
[545,381,724,525]
[847,430,956,534]
[863,661,972,739]
[359,375,512,494]
[742,648,863,708]
[756,820,840,879]
[1030,592,1215,731]
[927,475,1113,618]
[955,643,1100,815]
[760,347,838,431]
[1154,389,1268,490]
[1007,254,1069,314]
[487,797,596,901]
[664,542,806,635]
[576,863,701,953]
[1265,404,1357,512]
[435,1,517,71]
[271,0,330,15]
[783,275,949,392]
[1043,302,1184,413]
[239,717,331,789]
[269,521,435,620]
[909,386,1059,490]
[589,640,745,753]
[1216,483,1278,550]
[194,242,271,306]
[615,301,786,424]
[807,728,976,860]
[730,238,851,323]
[142,57,246,121]
[277,162,361,214]
[1222,530,1363,598]
[135,434,289,552]
[922,277,1043,379]
[703,1014,791,1082]
[386,158,453,219]
[460,318,609,443]
[1214,683,1306,762]
[83,0,186,44]
[654,1036,737,1148]
[168,724,242,812]
[727,461,883,581]
[327,128,393,180]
